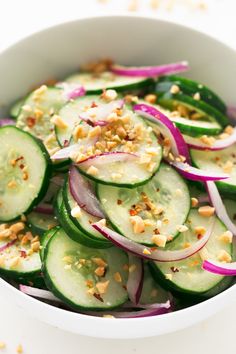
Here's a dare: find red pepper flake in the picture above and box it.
[170,266,179,273]
[15,156,24,162]
[63,140,69,147]
[19,250,27,258]
[88,220,92,224]
[122,285,127,291]
[197,234,203,240]
[150,247,157,251]
[129,209,137,216]
[91,101,98,108]
[117,199,123,205]
[93,293,104,302]
[156,188,160,192]
[153,228,160,235]
[26,117,36,128]
[19,164,25,169]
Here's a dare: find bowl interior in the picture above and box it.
[0,15,235,338]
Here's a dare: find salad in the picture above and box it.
[0,58,236,318]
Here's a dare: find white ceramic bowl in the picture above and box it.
[0,15,236,339]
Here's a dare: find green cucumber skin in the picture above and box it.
[156,76,227,114]
[60,200,111,249]
[10,98,25,118]
[62,183,111,247]
[40,226,60,261]
[172,120,221,137]
[42,230,128,311]
[0,126,52,222]
[148,262,233,299]
[0,267,41,280]
[157,92,229,128]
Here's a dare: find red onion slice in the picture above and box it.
[57,82,86,100]
[83,300,171,318]
[79,99,124,127]
[69,166,105,219]
[133,103,190,163]
[111,61,189,78]
[127,254,144,305]
[0,240,16,253]
[184,129,236,151]
[202,260,236,276]
[77,152,138,168]
[0,118,15,127]
[19,285,62,302]
[34,203,54,215]
[170,161,229,182]
[92,221,214,262]
[206,181,236,235]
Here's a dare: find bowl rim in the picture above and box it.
[0,14,236,338]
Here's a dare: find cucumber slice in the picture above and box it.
[43,227,128,310]
[157,92,228,130]
[150,209,233,296]
[0,222,41,278]
[65,71,154,93]
[63,181,110,245]
[191,144,236,195]
[0,126,51,221]
[16,86,66,154]
[56,95,101,147]
[97,163,190,245]
[40,226,59,261]
[224,199,236,225]
[140,264,170,305]
[77,112,162,188]
[156,76,226,113]
[27,211,58,235]
[10,99,25,118]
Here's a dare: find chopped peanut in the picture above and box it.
[113,272,122,283]
[88,126,102,138]
[101,89,117,102]
[7,180,17,188]
[63,256,74,264]
[218,231,233,244]
[86,165,99,176]
[223,160,233,174]
[73,125,87,141]
[198,205,215,217]
[165,273,173,281]
[191,197,199,207]
[31,241,40,252]
[9,222,25,234]
[130,215,145,233]
[217,250,232,263]
[51,115,68,129]
[71,205,82,218]
[176,225,188,233]
[95,266,105,277]
[144,94,157,104]
[92,257,107,267]
[151,234,167,247]
[10,256,20,268]
[194,226,206,236]
[143,248,151,255]
[129,264,136,273]
[225,125,234,135]
[193,92,201,100]
[170,84,180,94]
[96,280,110,294]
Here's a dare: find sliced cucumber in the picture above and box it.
[150,209,233,296]
[56,95,100,147]
[224,199,236,225]
[10,99,25,118]
[0,222,41,278]
[44,227,128,310]
[63,181,110,245]
[0,126,51,221]
[27,211,58,235]
[65,71,154,93]
[191,144,236,195]
[40,226,59,261]
[16,86,66,154]
[156,76,226,114]
[140,264,170,305]
[97,163,190,245]
[157,92,228,130]
[77,111,162,188]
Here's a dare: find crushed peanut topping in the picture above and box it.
[193,92,201,100]
[96,280,110,294]
[113,272,122,283]
[199,135,215,146]
[71,205,82,218]
[143,248,151,255]
[198,205,215,217]
[86,165,99,176]
[217,250,232,263]
[144,94,157,104]
[218,231,233,244]
[176,224,188,233]
[129,264,137,273]
[165,273,173,281]
[73,125,87,141]
[51,115,68,129]
[194,226,206,236]
[92,257,107,267]
[222,160,233,174]
[151,234,167,247]
[225,125,234,135]
[191,197,199,207]
[95,266,105,277]
[170,84,180,94]
[101,89,117,102]
[130,215,145,234]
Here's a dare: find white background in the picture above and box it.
[0,1,236,353]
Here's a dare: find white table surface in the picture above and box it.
[0,1,236,353]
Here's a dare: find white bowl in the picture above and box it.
[0,15,236,339]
